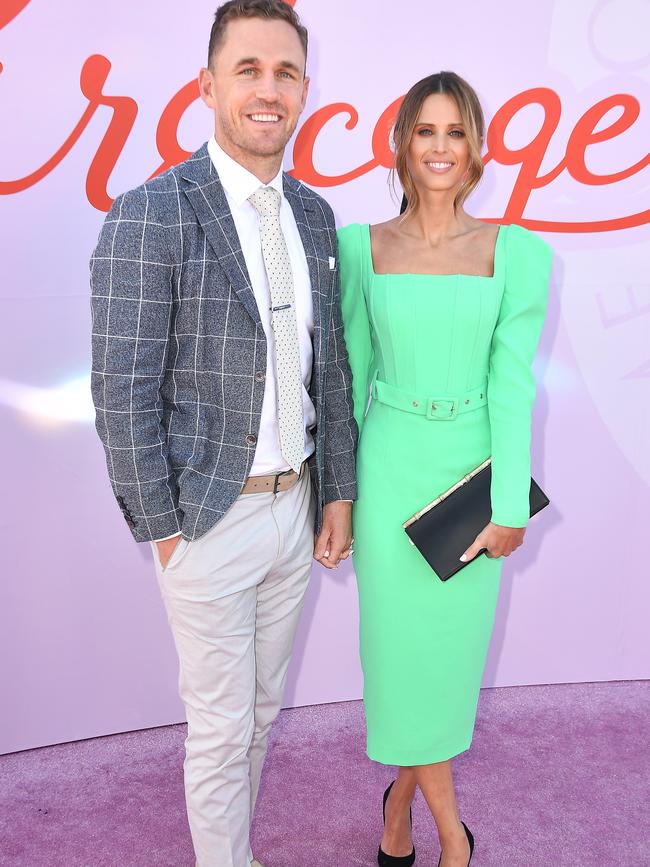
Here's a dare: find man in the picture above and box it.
[89,2,357,865]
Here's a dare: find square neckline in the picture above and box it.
[364,222,505,281]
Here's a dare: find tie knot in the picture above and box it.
[248,185,282,218]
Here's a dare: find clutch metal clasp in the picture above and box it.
[402,457,493,530]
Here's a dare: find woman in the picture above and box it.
[338,72,552,867]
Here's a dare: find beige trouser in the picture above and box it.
[152,470,315,867]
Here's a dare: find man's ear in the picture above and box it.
[301,75,310,110]
[198,67,216,109]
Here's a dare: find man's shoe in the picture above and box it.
[196,857,265,866]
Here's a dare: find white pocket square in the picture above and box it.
[329,256,336,270]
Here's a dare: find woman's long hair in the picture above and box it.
[392,71,485,217]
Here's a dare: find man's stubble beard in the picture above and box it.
[219,111,293,161]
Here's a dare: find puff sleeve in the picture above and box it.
[338,223,375,438]
[487,225,552,528]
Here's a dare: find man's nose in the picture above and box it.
[255,72,280,102]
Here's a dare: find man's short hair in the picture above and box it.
[208,0,309,68]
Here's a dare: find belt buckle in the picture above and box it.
[426,397,458,421]
[273,467,296,494]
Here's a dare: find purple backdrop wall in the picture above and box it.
[1,0,649,754]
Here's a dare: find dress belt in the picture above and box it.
[372,378,488,421]
[241,460,307,494]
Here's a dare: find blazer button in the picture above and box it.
[255,371,265,382]
[246,434,257,446]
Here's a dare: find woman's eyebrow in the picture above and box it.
[415,120,465,127]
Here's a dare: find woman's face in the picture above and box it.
[406,93,470,198]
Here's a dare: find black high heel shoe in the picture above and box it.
[377,781,416,867]
[436,821,474,867]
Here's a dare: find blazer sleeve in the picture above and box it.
[338,223,375,438]
[487,225,552,528]
[318,207,359,504]
[89,186,183,542]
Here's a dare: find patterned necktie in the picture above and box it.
[248,186,305,473]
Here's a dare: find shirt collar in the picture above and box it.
[207,136,285,207]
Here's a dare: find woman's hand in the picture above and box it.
[460,522,525,563]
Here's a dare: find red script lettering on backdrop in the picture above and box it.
[1,0,648,232]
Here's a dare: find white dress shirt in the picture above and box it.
[207,136,316,475]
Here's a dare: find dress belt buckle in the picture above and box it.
[426,397,458,421]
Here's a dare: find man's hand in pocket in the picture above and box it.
[156,534,183,569]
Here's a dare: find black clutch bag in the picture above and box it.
[402,458,549,581]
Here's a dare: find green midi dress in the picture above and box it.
[338,222,552,766]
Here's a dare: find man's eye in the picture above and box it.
[241,68,256,75]
[277,71,292,79]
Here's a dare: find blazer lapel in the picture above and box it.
[179,143,261,325]
[283,175,328,359]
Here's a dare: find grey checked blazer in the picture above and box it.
[90,142,358,543]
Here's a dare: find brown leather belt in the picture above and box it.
[241,461,306,495]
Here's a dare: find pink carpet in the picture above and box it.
[0,681,647,866]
